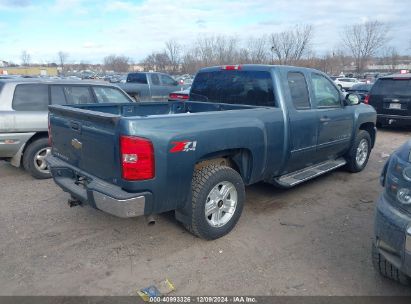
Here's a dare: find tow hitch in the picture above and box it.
[68,196,82,207]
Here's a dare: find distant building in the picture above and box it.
[0,66,58,76]
[0,60,8,68]
[129,64,144,72]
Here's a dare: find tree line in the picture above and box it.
[14,20,410,75]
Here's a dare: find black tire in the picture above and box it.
[22,137,51,179]
[372,243,410,285]
[345,130,371,173]
[185,164,245,240]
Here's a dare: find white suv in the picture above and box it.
[334,77,359,90]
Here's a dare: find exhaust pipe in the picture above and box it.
[146,214,156,226]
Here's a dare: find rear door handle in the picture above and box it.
[320,116,331,123]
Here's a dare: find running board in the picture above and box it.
[274,158,347,188]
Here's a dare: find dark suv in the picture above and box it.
[373,139,411,285]
[367,73,411,126]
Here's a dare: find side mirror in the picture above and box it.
[345,93,360,106]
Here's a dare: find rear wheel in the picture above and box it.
[185,164,245,240]
[22,138,51,179]
[345,130,371,173]
[372,243,410,285]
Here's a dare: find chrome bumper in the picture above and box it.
[46,155,150,218]
[93,191,145,218]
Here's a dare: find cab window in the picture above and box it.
[160,75,177,86]
[311,74,341,108]
[288,72,310,110]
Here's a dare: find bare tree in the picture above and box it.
[165,39,181,73]
[21,50,31,66]
[103,55,131,72]
[57,51,69,72]
[141,51,170,72]
[270,25,313,65]
[246,36,268,64]
[381,46,399,72]
[341,20,389,73]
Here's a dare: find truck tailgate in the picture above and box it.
[49,105,121,183]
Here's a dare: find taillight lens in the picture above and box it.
[364,94,369,104]
[169,93,189,101]
[120,136,155,180]
[48,115,52,146]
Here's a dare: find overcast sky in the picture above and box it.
[0,0,410,64]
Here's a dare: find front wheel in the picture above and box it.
[345,130,371,173]
[185,164,245,240]
[372,243,410,285]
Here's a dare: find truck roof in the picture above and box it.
[197,64,320,73]
[0,78,111,86]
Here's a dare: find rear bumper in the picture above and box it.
[377,114,411,126]
[46,155,151,218]
[0,132,34,158]
[374,193,411,277]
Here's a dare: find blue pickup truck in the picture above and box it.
[47,65,377,239]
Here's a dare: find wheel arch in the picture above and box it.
[359,122,376,148]
[195,148,253,185]
[20,132,49,168]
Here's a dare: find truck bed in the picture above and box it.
[64,101,259,118]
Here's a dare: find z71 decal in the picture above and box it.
[170,141,197,153]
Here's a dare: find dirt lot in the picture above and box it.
[1,128,411,296]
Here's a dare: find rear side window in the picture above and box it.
[63,86,94,104]
[127,73,147,84]
[12,84,49,111]
[372,79,411,96]
[190,70,275,107]
[92,86,131,103]
[50,85,67,105]
[287,72,310,110]
[160,74,176,86]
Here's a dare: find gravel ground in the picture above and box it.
[1,127,411,296]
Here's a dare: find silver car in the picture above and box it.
[0,79,133,179]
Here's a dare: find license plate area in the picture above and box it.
[389,103,402,110]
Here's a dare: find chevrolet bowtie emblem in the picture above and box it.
[71,138,82,150]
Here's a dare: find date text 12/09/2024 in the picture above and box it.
[149,296,258,303]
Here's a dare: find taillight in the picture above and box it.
[364,94,369,104]
[169,93,189,100]
[120,136,155,181]
[221,65,241,70]
[48,115,52,146]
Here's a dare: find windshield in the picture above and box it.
[374,78,411,96]
[190,70,275,107]
[350,84,372,91]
